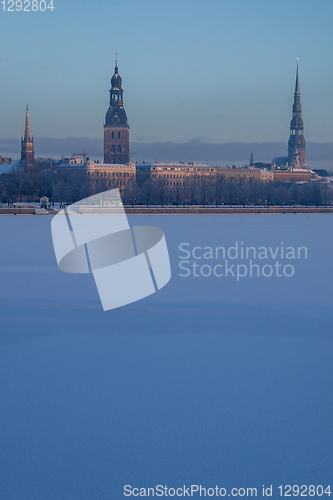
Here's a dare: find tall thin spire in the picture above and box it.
[21,105,34,169]
[287,61,305,167]
[24,105,31,140]
[295,59,300,96]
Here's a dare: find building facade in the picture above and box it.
[218,167,262,181]
[85,161,135,194]
[136,162,217,202]
[104,60,130,164]
[273,169,311,183]
[21,105,34,169]
[57,158,136,199]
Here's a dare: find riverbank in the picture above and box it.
[1,206,333,215]
[124,206,333,214]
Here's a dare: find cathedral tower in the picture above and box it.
[104,59,130,164]
[21,105,34,168]
[287,64,306,167]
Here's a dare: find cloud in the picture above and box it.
[131,139,286,164]
[131,139,333,166]
[1,137,332,168]
[0,137,103,158]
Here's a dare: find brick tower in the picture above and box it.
[21,105,34,169]
[287,64,306,167]
[104,58,130,164]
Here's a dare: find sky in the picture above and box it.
[1,0,333,160]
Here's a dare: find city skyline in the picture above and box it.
[2,59,333,170]
[1,0,333,162]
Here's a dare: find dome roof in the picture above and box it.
[111,66,122,89]
[105,106,128,126]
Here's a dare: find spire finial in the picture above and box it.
[116,52,118,66]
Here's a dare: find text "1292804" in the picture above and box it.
[1,0,54,11]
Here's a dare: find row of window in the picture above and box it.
[107,131,122,139]
[151,174,214,180]
[221,174,256,178]
[87,171,133,177]
[148,173,213,179]
[153,181,185,187]
[106,145,122,153]
[139,167,215,172]
[94,180,131,186]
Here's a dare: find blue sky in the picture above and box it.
[1,0,333,145]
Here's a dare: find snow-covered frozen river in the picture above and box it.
[0,215,332,499]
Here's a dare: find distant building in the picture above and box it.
[104,59,130,164]
[272,156,289,170]
[21,105,34,170]
[288,64,306,167]
[272,64,307,169]
[60,156,84,165]
[135,162,216,202]
[248,151,273,171]
[261,170,274,183]
[273,169,311,183]
[218,167,262,181]
[136,162,216,184]
[312,169,329,178]
[253,162,274,171]
[39,60,319,204]
[57,159,136,195]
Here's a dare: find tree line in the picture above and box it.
[0,160,330,206]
